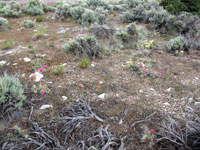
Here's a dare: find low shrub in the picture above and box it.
[0,17,8,31]
[0,73,26,117]
[0,2,6,9]
[90,24,115,39]
[86,0,111,10]
[20,20,35,28]
[55,4,71,20]
[126,23,138,36]
[79,58,90,69]
[115,30,131,44]
[70,6,85,21]
[166,36,185,53]
[35,16,43,22]
[1,40,14,50]
[33,25,46,40]
[25,0,55,16]
[81,9,98,26]
[54,65,64,75]
[63,35,103,58]
[0,1,21,18]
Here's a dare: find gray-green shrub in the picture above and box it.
[0,17,8,31]
[55,4,72,20]
[63,34,103,58]
[20,20,35,28]
[86,0,111,10]
[166,36,185,52]
[70,6,85,21]
[0,1,21,18]
[0,73,26,117]
[81,9,98,26]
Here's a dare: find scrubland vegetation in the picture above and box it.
[0,0,200,149]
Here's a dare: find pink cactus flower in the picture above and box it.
[41,90,45,95]
[140,65,143,68]
[158,72,162,76]
[43,65,48,69]
[144,70,149,74]
[38,68,43,72]
[151,129,155,134]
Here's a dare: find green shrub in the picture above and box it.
[55,3,71,20]
[54,65,64,75]
[86,0,111,10]
[63,35,103,58]
[126,23,138,36]
[0,73,26,117]
[115,30,131,44]
[0,17,8,31]
[120,11,135,23]
[20,20,35,28]
[160,0,200,15]
[79,58,90,69]
[36,16,43,22]
[166,36,185,52]
[0,1,21,18]
[70,6,85,21]
[0,2,6,9]
[1,40,14,50]
[33,25,46,40]
[25,0,54,15]
[81,9,98,26]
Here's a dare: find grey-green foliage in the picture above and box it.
[20,20,35,28]
[0,73,26,116]
[166,36,185,52]
[0,2,6,9]
[86,0,111,10]
[80,9,98,26]
[25,0,55,16]
[0,17,8,31]
[127,23,138,36]
[70,6,85,21]
[63,34,103,58]
[55,4,71,20]
[0,1,21,18]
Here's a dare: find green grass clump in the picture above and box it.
[54,65,64,75]
[79,58,90,69]
[0,17,8,31]
[33,25,47,40]
[1,40,14,50]
[36,16,43,22]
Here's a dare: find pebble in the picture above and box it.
[91,63,95,67]
[194,102,200,108]
[24,57,31,62]
[61,96,68,101]
[0,61,6,66]
[99,81,104,84]
[188,97,193,103]
[13,63,17,66]
[166,88,172,92]
[163,102,170,106]
[98,93,106,99]
[40,105,53,110]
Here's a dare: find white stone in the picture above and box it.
[139,89,143,93]
[163,102,170,106]
[0,61,6,66]
[24,57,31,62]
[46,81,52,84]
[7,63,10,65]
[188,97,193,103]
[98,93,106,99]
[150,88,154,91]
[99,81,104,84]
[166,88,172,92]
[13,63,17,66]
[91,63,95,67]
[62,63,67,66]
[29,72,44,82]
[40,105,53,110]
[21,74,25,77]
[62,96,68,101]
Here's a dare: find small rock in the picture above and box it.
[166,88,172,92]
[40,105,53,110]
[163,102,170,106]
[46,81,52,84]
[62,96,68,101]
[62,63,67,66]
[24,57,31,62]
[7,63,10,65]
[150,88,154,91]
[188,97,193,103]
[91,63,95,67]
[13,63,17,66]
[29,72,44,82]
[99,81,104,84]
[0,61,6,66]
[139,89,143,93]
[98,93,106,99]
[21,74,25,77]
